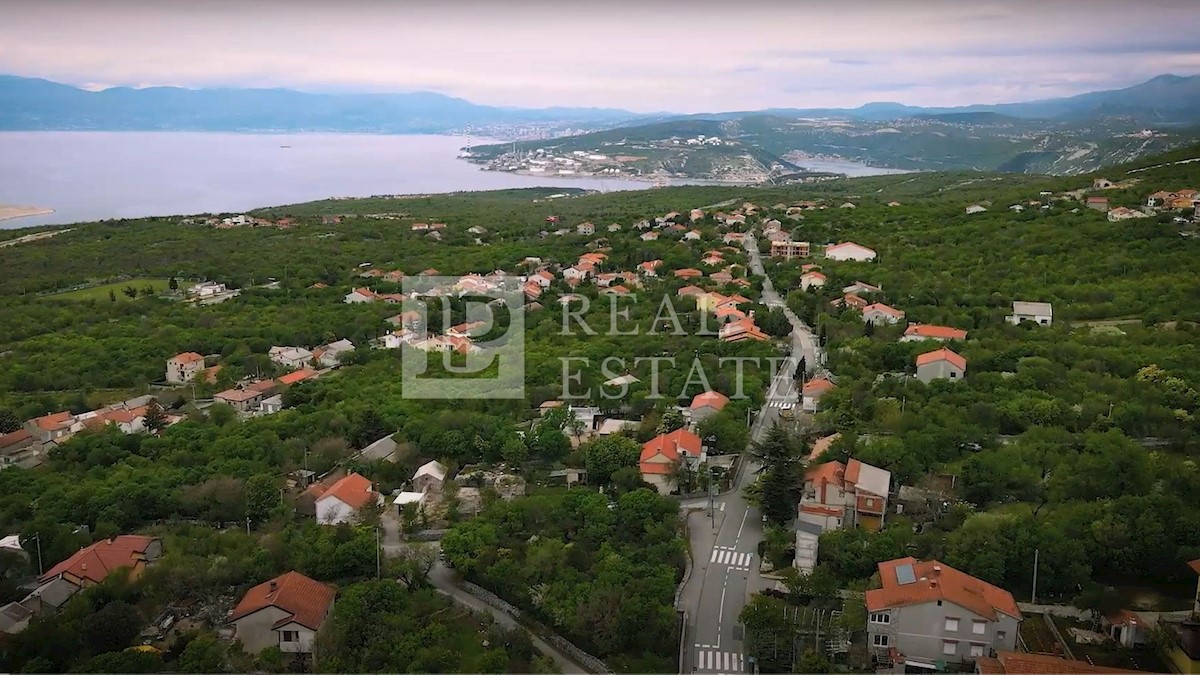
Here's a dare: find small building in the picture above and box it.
[344,287,377,304]
[413,460,449,494]
[862,303,905,325]
[824,241,877,262]
[915,348,967,383]
[770,240,811,260]
[1007,301,1053,326]
[799,271,827,291]
[639,429,704,494]
[689,390,730,425]
[801,378,835,413]
[269,346,314,370]
[313,473,379,525]
[577,222,595,236]
[40,535,162,587]
[793,521,821,574]
[259,395,283,415]
[965,204,988,214]
[902,324,967,342]
[359,434,399,463]
[214,387,266,412]
[165,352,205,384]
[1102,609,1149,648]
[228,571,335,657]
[866,557,1021,669]
[1085,196,1109,211]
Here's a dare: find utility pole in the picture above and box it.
[27,533,43,576]
[1031,548,1039,604]
[246,517,251,535]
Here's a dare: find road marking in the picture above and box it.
[735,508,749,544]
[694,649,744,673]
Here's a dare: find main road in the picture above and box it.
[676,230,824,674]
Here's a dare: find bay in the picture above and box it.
[0,131,904,229]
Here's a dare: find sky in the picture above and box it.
[3,0,1200,114]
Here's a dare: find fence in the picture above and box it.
[458,579,613,674]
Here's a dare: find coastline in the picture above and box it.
[0,205,55,223]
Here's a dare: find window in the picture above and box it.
[970,644,985,658]
[997,631,1007,641]
[972,620,986,635]
[281,631,299,643]
[870,612,890,625]
[866,498,875,507]
[943,641,958,656]
[873,634,890,647]
[945,617,960,632]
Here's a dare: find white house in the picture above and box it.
[344,288,377,304]
[801,378,835,413]
[229,571,335,657]
[824,242,877,262]
[269,346,313,369]
[314,339,354,367]
[313,473,379,525]
[1007,301,1053,326]
[800,271,827,291]
[165,352,205,384]
[965,204,988,214]
[862,303,906,325]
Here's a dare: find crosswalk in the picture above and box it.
[710,546,754,570]
[694,648,745,673]
[765,399,796,409]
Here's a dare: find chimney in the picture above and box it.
[932,565,942,576]
[81,563,87,571]
[930,579,938,588]
[269,580,278,593]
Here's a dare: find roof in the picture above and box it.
[846,458,890,498]
[678,285,705,297]
[229,571,335,631]
[359,435,398,461]
[40,535,159,584]
[825,241,876,256]
[800,503,844,517]
[863,303,904,318]
[865,557,1021,621]
[1086,196,1109,203]
[314,472,376,509]
[916,347,967,371]
[904,324,967,340]
[215,388,263,403]
[33,411,74,431]
[414,460,448,483]
[690,390,730,412]
[806,460,846,488]
[171,351,204,364]
[640,428,703,472]
[0,428,32,449]
[802,378,835,396]
[808,433,840,461]
[976,651,1141,674]
[1013,301,1053,315]
[277,368,317,386]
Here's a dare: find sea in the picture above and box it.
[0,131,904,229]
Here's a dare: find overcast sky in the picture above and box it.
[3,0,1199,113]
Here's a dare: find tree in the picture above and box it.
[393,543,437,590]
[84,601,143,655]
[0,407,19,433]
[169,276,178,291]
[122,285,137,298]
[656,407,686,434]
[583,435,641,485]
[83,651,163,673]
[1073,584,1123,631]
[177,633,227,673]
[142,400,167,434]
[245,474,278,525]
[108,289,117,302]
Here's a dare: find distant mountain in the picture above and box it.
[0,75,651,133]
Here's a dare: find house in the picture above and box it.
[840,202,856,209]
[722,233,745,245]
[801,378,835,412]
[866,557,1021,669]
[607,223,622,232]
[1009,204,1024,212]
[25,411,79,444]
[719,316,769,343]
[769,240,811,260]
[1107,207,1149,222]
[807,432,841,462]
[530,270,554,288]
[965,204,988,214]
[0,428,36,471]
[563,264,593,282]
[229,571,335,657]
[358,434,399,462]
[40,535,162,587]
[701,254,724,266]
[824,241,877,262]
[259,395,284,415]
[887,201,901,207]
[314,338,354,367]
[902,324,968,342]
[166,352,205,384]
[690,390,730,424]
[800,271,827,291]
[683,230,702,241]
[638,260,663,276]
[413,460,449,494]
[710,271,734,284]
[313,472,379,525]
[344,287,378,304]
[674,268,703,280]
[639,429,704,493]
[677,285,705,299]
[269,346,314,369]
[801,458,891,531]
[215,387,266,412]
[690,208,706,221]
[577,222,595,236]
[842,281,882,295]
[916,348,966,383]
[1085,196,1109,211]
[862,303,906,325]
[640,231,659,241]
[975,651,1141,675]
[1101,609,1148,648]
[1147,190,1177,208]
[1007,301,1053,326]
[386,310,423,328]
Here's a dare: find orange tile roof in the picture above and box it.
[678,285,704,297]
[916,347,967,371]
[863,302,904,318]
[808,433,840,461]
[229,571,335,631]
[690,390,730,411]
[0,428,32,448]
[802,378,835,396]
[805,460,846,488]
[978,651,1141,674]
[41,535,158,584]
[1189,558,1200,575]
[865,557,1021,621]
[905,324,967,340]
[800,503,844,517]
[172,351,204,364]
[674,268,703,278]
[277,368,317,386]
[316,472,376,509]
[33,411,74,431]
[640,429,703,473]
[215,388,262,403]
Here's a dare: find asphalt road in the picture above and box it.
[677,230,824,675]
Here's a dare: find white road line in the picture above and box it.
[735,508,749,544]
[710,549,719,563]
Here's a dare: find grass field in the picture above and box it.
[40,278,172,301]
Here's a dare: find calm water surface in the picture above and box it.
[0,132,903,228]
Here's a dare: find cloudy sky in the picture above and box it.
[3,0,1199,113]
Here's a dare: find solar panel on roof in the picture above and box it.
[895,563,917,585]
